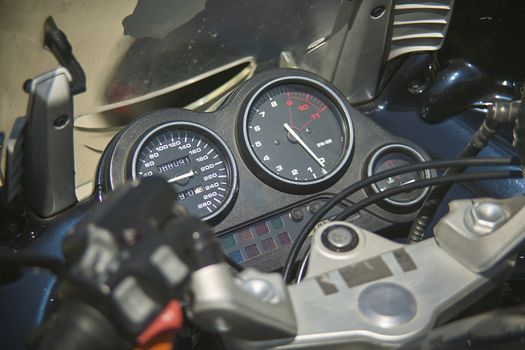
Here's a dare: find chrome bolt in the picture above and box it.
[468,202,507,235]
[327,228,353,248]
[321,224,359,252]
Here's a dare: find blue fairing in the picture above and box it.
[0,206,88,350]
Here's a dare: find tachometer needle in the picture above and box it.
[284,123,325,167]
[167,170,195,183]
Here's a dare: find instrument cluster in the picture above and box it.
[98,69,432,266]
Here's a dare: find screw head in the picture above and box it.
[370,6,386,19]
[321,225,359,252]
[468,202,507,235]
[290,208,304,222]
[327,228,353,248]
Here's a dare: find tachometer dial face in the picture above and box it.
[241,77,354,192]
[132,122,237,222]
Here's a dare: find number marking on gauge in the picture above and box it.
[241,76,354,192]
[132,122,237,222]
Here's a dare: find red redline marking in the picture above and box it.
[297,119,314,131]
[286,94,329,130]
[289,96,321,112]
[288,107,296,129]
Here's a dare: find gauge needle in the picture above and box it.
[167,170,195,183]
[400,179,416,186]
[283,123,325,167]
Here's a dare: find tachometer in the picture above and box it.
[239,76,354,193]
[131,121,237,222]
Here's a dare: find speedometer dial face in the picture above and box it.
[132,122,237,223]
[241,77,354,192]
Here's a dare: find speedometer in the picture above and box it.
[131,121,237,223]
[239,76,354,193]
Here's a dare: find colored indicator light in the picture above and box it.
[237,229,253,241]
[221,235,236,249]
[278,232,292,246]
[261,238,277,253]
[270,216,285,230]
[229,250,244,264]
[245,244,261,258]
[254,222,269,236]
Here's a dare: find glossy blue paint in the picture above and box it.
[366,109,524,197]
[0,203,91,350]
[359,54,525,200]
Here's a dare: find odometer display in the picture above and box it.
[157,155,191,173]
[241,77,354,192]
[132,122,237,222]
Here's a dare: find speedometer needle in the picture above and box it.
[167,170,195,183]
[283,123,325,167]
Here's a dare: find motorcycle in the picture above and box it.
[1,1,524,349]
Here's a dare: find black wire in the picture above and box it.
[334,170,523,221]
[289,170,522,283]
[281,157,520,283]
[406,117,501,244]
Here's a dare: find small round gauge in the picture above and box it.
[131,122,237,223]
[366,144,431,210]
[240,76,354,193]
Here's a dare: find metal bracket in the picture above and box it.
[200,196,525,349]
[434,196,525,273]
[190,264,297,341]
[23,67,77,217]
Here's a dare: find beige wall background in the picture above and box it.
[0,0,136,195]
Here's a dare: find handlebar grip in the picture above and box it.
[32,300,129,350]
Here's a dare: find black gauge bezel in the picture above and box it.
[366,143,431,210]
[98,69,433,238]
[129,121,239,224]
[238,75,355,194]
